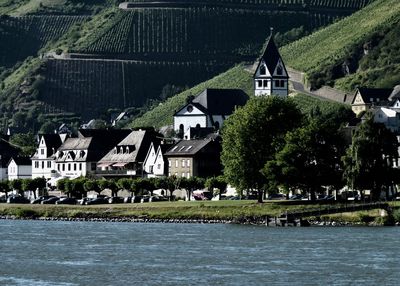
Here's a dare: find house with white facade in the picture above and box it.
[54,129,131,179]
[8,157,32,180]
[253,30,289,97]
[144,142,173,177]
[0,135,20,181]
[351,87,393,115]
[96,129,161,177]
[173,88,248,136]
[31,134,65,180]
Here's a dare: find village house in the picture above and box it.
[253,29,289,97]
[165,134,222,178]
[173,88,248,137]
[351,87,393,115]
[143,142,173,178]
[96,129,161,177]
[0,135,20,180]
[31,134,66,180]
[54,129,131,179]
[7,157,32,180]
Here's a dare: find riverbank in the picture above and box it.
[1,200,399,226]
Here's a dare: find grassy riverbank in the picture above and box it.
[1,201,400,225]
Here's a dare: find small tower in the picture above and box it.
[253,28,289,97]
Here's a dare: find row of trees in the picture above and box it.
[55,175,227,200]
[0,177,46,198]
[222,96,399,202]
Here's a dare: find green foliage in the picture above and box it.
[221,96,303,202]
[342,115,399,200]
[0,180,11,195]
[281,0,400,90]
[83,179,100,194]
[9,132,36,156]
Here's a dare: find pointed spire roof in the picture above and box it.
[254,28,286,78]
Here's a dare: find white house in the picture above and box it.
[8,157,32,180]
[31,134,64,180]
[0,135,20,181]
[173,88,248,136]
[253,30,289,97]
[144,143,172,177]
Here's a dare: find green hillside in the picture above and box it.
[281,0,400,91]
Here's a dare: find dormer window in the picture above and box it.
[277,66,283,75]
[260,65,266,75]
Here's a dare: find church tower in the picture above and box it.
[253,28,289,97]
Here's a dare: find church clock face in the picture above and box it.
[187,105,193,113]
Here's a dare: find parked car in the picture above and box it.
[140,196,151,203]
[317,195,335,201]
[56,197,77,205]
[124,196,133,203]
[289,194,304,200]
[0,195,7,203]
[31,196,55,204]
[7,196,30,204]
[267,193,286,200]
[131,196,143,203]
[41,197,60,204]
[108,197,124,204]
[77,197,90,205]
[149,195,168,202]
[85,197,109,205]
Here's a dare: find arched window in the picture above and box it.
[277,66,283,75]
[179,124,184,138]
[260,65,266,75]
[196,124,201,129]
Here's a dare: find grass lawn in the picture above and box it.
[2,200,398,222]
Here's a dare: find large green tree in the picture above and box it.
[264,112,348,201]
[342,116,399,201]
[221,96,303,202]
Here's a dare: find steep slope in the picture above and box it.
[280,0,400,91]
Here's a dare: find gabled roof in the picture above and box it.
[189,88,248,115]
[253,34,285,78]
[165,138,216,157]
[389,85,400,101]
[59,137,92,151]
[40,134,62,149]
[9,157,31,166]
[352,87,393,104]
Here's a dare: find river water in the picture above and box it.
[0,220,399,286]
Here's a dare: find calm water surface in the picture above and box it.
[0,220,399,286]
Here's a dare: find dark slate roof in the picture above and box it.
[353,87,393,104]
[253,34,284,77]
[99,130,161,164]
[190,88,248,115]
[165,138,214,156]
[10,157,31,166]
[41,134,62,149]
[0,136,20,167]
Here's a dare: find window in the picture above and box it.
[149,165,154,173]
[182,160,185,167]
[257,80,262,88]
[182,172,185,177]
[187,172,190,178]
[41,161,44,169]
[91,163,96,170]
[34,161,39,168]
[62,164,65,171]
[79,163,82,171]
[74,163,77,171]
[187,159,190,167]
[277,66,283,75]
[260,65,266,75]
[175,160,178,167]
[68,164,71,171]
[47,161,51,168]
[263,80,268,88]
[57,164,60,171]
[169,160,171,167]
[40,149,44,155]
[157,164,161,170]
[187,105,193,113]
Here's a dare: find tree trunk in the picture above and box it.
[257,190,263,203]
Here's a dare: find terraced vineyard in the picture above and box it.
[0,15,88,68]
[72,7,344,59]
[40,58,232,119]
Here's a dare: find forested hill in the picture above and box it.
[281,0,400,91]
